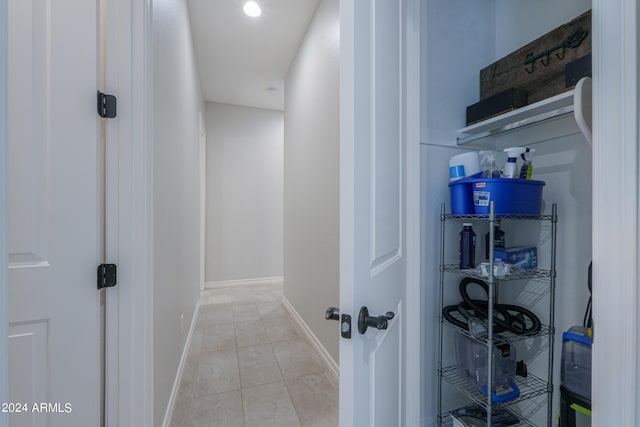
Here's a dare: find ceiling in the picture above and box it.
[187,0,321,111]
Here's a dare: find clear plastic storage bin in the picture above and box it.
[455,332,520,402]
[561,326,592,402]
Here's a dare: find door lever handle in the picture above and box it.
[357,306,395,334]
[325,306,340,321]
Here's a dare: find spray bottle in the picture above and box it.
[479,151,501,179]
[519,148,536,179]
[503,147,526,179]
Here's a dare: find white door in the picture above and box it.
[7,1,101,426]
[339,0,419,426]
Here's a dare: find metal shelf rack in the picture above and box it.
[442,265,552,281]
[437,202,558,427]
[440,405,536,427]
[441,366,551,408]
[443,311,551,345]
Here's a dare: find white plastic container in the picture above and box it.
[449,151,480,182]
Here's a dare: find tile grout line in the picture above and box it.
[236,318,248,427]
[256,287,303,426]
[241,285,275,427]
[230,303,247,427]
[278,303,334,427]
[283,377,305,427]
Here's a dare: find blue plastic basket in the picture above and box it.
[448,176,475,215]
[450,177,545,215]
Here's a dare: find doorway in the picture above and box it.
[167,0,341,425]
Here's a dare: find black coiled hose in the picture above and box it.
[442,277,541,336]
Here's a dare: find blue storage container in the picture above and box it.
[472,178,544,215]
[448,178,474,215]
[449,177,545,216]
[448,173,481,215]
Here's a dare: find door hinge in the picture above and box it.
[97,91,117,118]
[97,264,117,289]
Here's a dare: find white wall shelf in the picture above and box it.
[457,77,592,146]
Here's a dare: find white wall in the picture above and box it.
[152,0,204,424]
[283,0,339,364]
[205,102,283,284]
[421,0,495,145]
[494,0,592,58]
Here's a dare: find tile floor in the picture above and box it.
[170,282,339,427]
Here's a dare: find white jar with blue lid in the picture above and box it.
[449,151,480,182]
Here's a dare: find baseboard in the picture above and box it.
[204,276,283,289]
[161,299,200,427]
[281,296,339,380]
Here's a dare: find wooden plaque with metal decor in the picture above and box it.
[479,9,591,105]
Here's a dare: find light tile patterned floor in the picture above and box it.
[171,282,339,427]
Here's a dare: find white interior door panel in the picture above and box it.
[7,0,101,425]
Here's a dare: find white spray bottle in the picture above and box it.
[503,147,526,178]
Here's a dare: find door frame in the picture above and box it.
[591,0,640,425]
[404,0,421,424]
[103,0,154,425]
[0,0,7,425]
[0,0,156,423]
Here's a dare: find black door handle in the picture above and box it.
[325,306,340,321]
[357,306,395,334]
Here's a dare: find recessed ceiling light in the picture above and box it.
[243,1,261,17]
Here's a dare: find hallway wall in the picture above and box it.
[283,0,339,364]
[152,0,204,424]
[205,102,284,285]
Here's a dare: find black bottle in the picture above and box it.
[459,223,476,269]
[485,222,505,260]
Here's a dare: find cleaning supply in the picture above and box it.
[456,304,487,338]
[502,147,526,178]
[459,223,476,269]
[449,151,480,182]
[559,263,593,427]
[485,221,505,260]
[519,148,536,179]
[561,326,592,402]
[455,332,520,402]
[494,246,538,269]
[479,150,501,178]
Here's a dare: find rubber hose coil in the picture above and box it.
[442,277,541,336]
